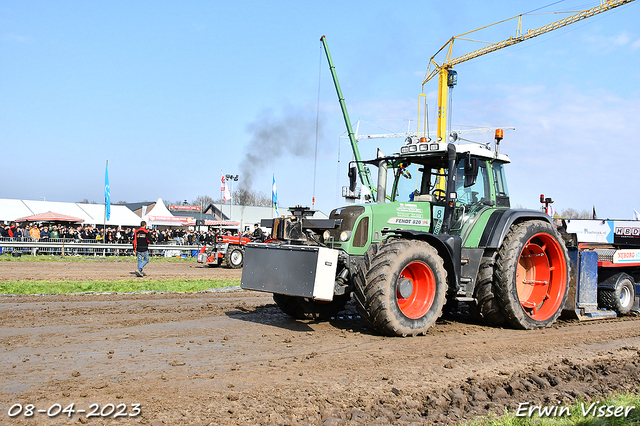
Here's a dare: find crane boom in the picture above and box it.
[320,35,376,201]
[449,0,634,68]
[422,0,636,143]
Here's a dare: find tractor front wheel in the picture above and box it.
[225,246,244,269]
[354,239,447,336]
[494,220,569,329]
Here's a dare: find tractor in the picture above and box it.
[241,131,572,336]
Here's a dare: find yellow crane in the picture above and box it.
[422,0,636,144]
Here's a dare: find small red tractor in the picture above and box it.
[197,234,251,269]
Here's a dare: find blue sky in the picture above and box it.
[1,0,638,219]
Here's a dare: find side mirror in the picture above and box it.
[348,164,357,192]
[464,158,479,188]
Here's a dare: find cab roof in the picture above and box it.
[397,141,510,164]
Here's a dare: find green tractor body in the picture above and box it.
[241,138,570,336]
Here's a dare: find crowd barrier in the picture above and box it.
[0,238,201,258]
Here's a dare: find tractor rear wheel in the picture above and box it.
[494,220,569,329]
[225,246,244,269]
[598,273,635,315]
[353,239,447,337]
[471,258,506,326]
[272,294,350,320]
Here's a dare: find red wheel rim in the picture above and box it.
[516,233,567,321]
[396,261,436,319]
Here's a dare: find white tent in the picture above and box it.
[79,203,142,227]
[144,198,195,227]
[0,198,142,227]
[0,199,34,223]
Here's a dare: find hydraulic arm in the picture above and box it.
[320,35,376,201]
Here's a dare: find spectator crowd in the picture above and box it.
[0,222,265,247]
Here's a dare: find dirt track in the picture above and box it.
[1,260,640,425]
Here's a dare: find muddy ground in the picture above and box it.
[1,260,640,425]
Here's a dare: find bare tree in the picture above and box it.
[234,188,271,207]
[208,189,271,207]
[163,199,187,209]
[192,195,216,208]
[558,208,591,219]
[162,191,271,209]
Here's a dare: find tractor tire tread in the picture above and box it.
[353,238,447,337]
[472,257,507,326]
[493,220,569,330]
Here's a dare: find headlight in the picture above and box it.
[323,230,331,241]
[339,231,352,242]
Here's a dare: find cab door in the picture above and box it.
[450,158,492,236]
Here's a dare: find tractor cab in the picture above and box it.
[371,131,511,239]
[449,148,511,236]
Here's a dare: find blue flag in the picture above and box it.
[272,174,278,216]
[105,161,111,221]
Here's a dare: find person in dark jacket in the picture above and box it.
[252,223,265,242]
[133,221,151,277]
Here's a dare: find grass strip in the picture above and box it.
[0,278,240,295]
[465,390,640,425]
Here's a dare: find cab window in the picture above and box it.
[492,162,510,207]
[492,163,509,197]
[393,163,417,202]
[455,159,490,206]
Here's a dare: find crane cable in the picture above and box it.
[523,0,566,15]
